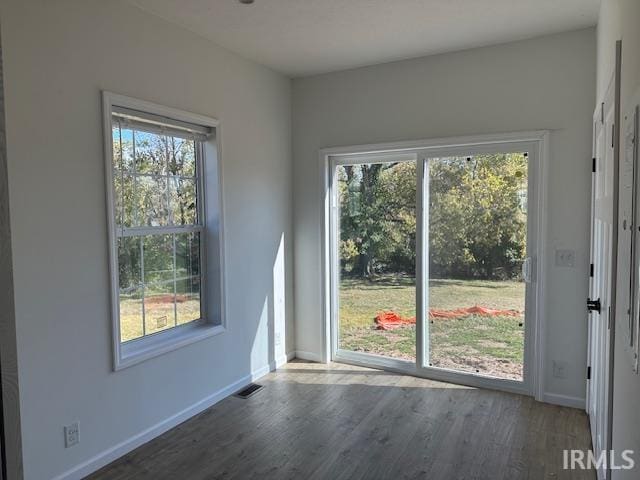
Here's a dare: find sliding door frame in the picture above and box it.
[321,131,549,399]
[327,151,420,375]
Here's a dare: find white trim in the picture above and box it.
[335,350,531,396]
[294,350,324,363]
[51,360,283,480]
[320,143,332,363]
[335,350,416,374]
[102,91,226,370]
[103,91,122,369]
[117,324,226,371]
[606,42,622,480]
[270,352,296,369]
[416,156,428,369]
[532,131,550,402]
[104,92,219,129]
[542,393,586,410]
[624,93,640,372]
[320,130,549,156]
[207,123,228,332]
[285,351,297,363]
[320,130,550,397]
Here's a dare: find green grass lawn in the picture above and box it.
[339,276,525,380]
[120,296,200,342]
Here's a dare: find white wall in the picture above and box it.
[292,28,596,404]
[0,1,293,478]
[597,1,640,478]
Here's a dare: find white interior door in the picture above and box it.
[587,69,618,480]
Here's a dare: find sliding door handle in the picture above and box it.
[587,298,601,314]
[522,257,532,283]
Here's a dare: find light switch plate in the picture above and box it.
[64,422,80,448]
[555,249,575,268]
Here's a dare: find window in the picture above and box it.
[104,92,224,369]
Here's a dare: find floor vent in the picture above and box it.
[235,383,263,399]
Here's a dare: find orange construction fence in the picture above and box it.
[374,306,521,330]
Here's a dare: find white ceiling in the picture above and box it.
[128,0,600,77]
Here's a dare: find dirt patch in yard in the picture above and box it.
[340,319,523,381]
[430,352,523,380]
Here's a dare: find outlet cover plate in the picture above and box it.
[552,361,568,379]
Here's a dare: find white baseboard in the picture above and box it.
[52,360,285,480]
[53,353,582,480]
[270,352,295,370]
[294,350,323,363]
[542,392,586,410]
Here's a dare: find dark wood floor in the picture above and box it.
[89,361,595,479]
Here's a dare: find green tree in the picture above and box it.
[339,162,416,277]
[429,154,527,279]
[338,153,527,280]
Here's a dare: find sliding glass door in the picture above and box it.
[330,140,539,392]
[334,153,417,365]
[424,153,528,382]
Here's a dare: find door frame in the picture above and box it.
[0,22,21,480]
[320,130,549,399]
[585,40,621,480]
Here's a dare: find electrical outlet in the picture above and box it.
[64,422,80,448]
[552,361,568,379]
[555,249,576,268]
[275,332,282,346]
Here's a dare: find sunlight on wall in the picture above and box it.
[251,233,287,374]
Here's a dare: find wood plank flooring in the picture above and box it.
[88,361,595,480]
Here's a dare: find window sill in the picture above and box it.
[115,322,225,371]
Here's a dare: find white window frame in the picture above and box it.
[103,91,226,370]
